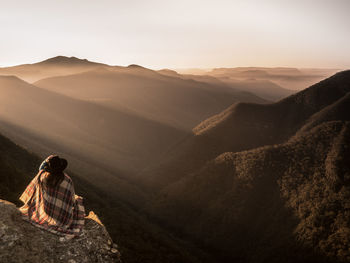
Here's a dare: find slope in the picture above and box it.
[219,78,295,101]
[34,66,267,131]
[0,75,187,194]
[296,92,350,134]
[141,70,350,188]
[158,69,290,101]
[148,120,350,263]
[208,67,340,91]
[0,132,216,263]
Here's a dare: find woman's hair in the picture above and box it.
[45,156,68,188]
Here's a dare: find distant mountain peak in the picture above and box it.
[126,64,159,75]
[38,56,102,66]
[157,69,181,77]
[127,64,145,69]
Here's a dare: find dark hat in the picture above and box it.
[48,155,68,173]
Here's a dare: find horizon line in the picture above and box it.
[0,55,344,71]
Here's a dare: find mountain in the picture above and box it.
[39,56,104,66]
[208,67,340,91]
[157,69,182,78]
[296,92,350,135]
[158,68,294,101]
[0,75,187,196]
[0,56,268,132]
[34,65,267,131]
[0,131,216,263]
[0,57,269,182]
[216,78,295,101]
[143,70,350,262]
[2,56,347,262]
[210,67,302,77]
[194,69,350,139]
[157,69,226,87]
[149,121,350,263]
[0,56,105,83]
[141,70,350,188]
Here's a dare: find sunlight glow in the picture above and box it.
[0,0,349,69]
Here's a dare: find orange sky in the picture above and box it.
[0,0,349,69]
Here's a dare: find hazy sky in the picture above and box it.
[0,0,349,69]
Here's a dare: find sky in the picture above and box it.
[0,0,349,69]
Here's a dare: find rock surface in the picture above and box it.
[0,199,121,263]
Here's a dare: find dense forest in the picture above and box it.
[143,70,350,262]
[148,121,350,262]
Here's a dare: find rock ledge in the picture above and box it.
[0,199,121,263]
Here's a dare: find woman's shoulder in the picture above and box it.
[39,170,50,181]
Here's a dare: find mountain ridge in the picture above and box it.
[140,70,350,189]
[37,56,106,66]
[34,65,267,131]
[0,56,108,82]
[148,120,350,262]
[142,70,350,262]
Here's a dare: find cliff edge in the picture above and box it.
[0,199,121,263]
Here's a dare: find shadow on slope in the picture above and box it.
[148,121,350,263]
[34,66,267,131]
[0,75,188,195]
[140,71,350,189]
[0,132,216,263]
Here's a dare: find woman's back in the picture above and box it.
[19,155,85,237]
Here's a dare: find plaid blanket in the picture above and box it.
[19,171,85,237]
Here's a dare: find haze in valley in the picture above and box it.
[0,1,349,263]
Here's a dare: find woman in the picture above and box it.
[19,155,85,240]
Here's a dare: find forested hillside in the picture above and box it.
[149,121,350,262]
[141,70,350,189]
[144,71,350,262]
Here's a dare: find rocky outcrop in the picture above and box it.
[0,199,121,263]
